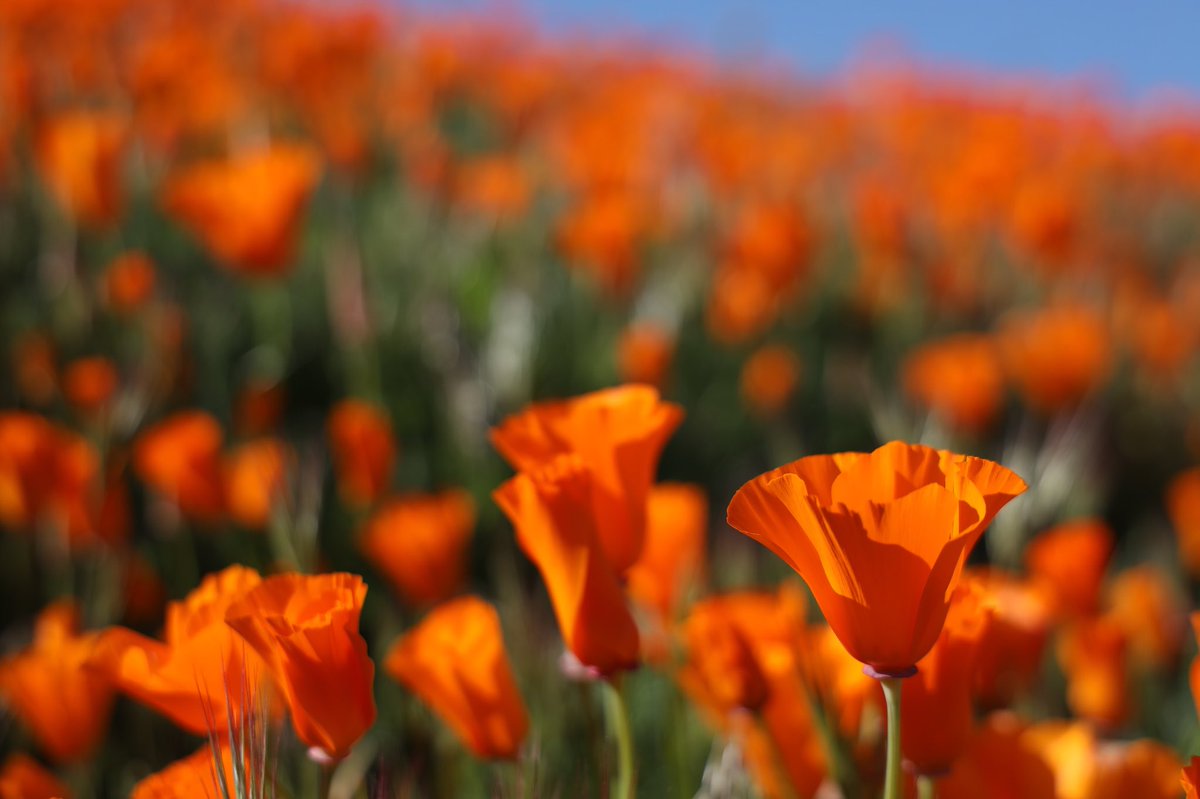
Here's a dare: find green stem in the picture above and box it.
[917,774,936,799]
[881,678,903,799]
[602,677,635,799]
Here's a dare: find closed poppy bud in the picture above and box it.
[61,357,118,417]
[327,400,396,507]
[1106,566,1186,670]
[1183,756,1200,799]
[103,251,156,316]
[162,143,321,277]
[0,754,71,799]
[385,596,529,760]
[130,743,255,799]
[223,438,292,529]
[902,333,1005,433]
[133,412,225,522]
[1166,467,1200,576]
[997,305,1111,415]
[740,345,801,416]
[0,602,113,763]
[626,483,707,625]
[491,384,683,574]
[493,455,640,674]
[34,110,126,228]
[681,597,769,713]
[225,572,376,760]
[727,441,1026,675]
[1025,519,1113,619]
[359,490,474,607]
[617,324,674,388]
[90,565,265,735]
[1057,615,1129,729]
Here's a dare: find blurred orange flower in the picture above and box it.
[740,345,801,416]
[493,455,639,674]
[34,110,125,228]
[223,438,292,529]
[0,413,58,532]
[102,251,156,316]
[0,753,70,799]
[162,144,321,277]
[625,483,707,625]
[1183,756,1200,799]
[902,333,1004,433]
[133,411,226,523]
[1056,615,1129,729]
[327,399,396,507]
[727,441,1025,675]
[616,323,674,388]
[1106,566,1186,670]
[225,572,376,760]
[491,384,683,574]
[90,565,265,735]
[969,567,1053,707]
[997,305,1111,415]
[385,596,529,760]
[61,357,118,417]
[359,489,475,607]
[1165,467,1200,576]
[937,713,1056,799]
[0,602,113,764]
[130,743,253,799]
[680,597,769,714]
[454,155,530,221]
[1024,518,1113,619]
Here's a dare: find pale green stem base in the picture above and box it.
[602,678,635,799]
[881,678,903,799]
[917,774,936,799]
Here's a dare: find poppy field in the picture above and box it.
[7,1,1200,797]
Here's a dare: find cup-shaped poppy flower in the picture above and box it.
[327,400,396,507]
[1025,518,1113,619]
[491,384,683,574]
[132,411,226,523]
[385,596,529,760]
[89,565,264,735]
[161,143,321,278]
[225,572,376,760]
[625,483,707,625]
[902,333,1005,434]
[359,490,474,607]
[0,753,71,799]
[493,454,640,674]
[727,441,1026,675]
[34,110,126,228]
[223,438,292,529]
[0,601,113,763]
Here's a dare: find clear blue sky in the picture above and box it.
[420,1,1200,101]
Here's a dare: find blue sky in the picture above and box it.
[421,1,1200,101]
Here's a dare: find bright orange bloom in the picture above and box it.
[327,400,396,507]
[1106,566,1186,669]
[90,566,265,735]
[61,357,118,417]
[130,743,256,799]
[0,754,70,799]
[740,345,801,416]
[132,411,225,522]
[616,324,674,388]
[0,602,113,763]
[1183,756,1200,799]
[223,438,292,529]
[997,305,1111,415]
[625,483,707,624]
[1166,467,1200,576]
[680,596,769,714]
[556,189,651,295]
[162,144,321,277]
[969,568,1053,707]
[1024,518,1113,619]
[938,714,1056,799]
[385,596,529,760]
[796,622,880,738]
[491,384,683,574]
[359,490,475,607]
[225,573,376,760]
[34,110,125,228]
[727,441,1026,674]
[102,252,156,316]
[901,579,992,776]
[1056,615,1129,729]
[493,455,640,674]
[902,333,1005,433]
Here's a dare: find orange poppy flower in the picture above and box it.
[130,742,256,799]
[937,713,1056,799]
[727,441,1026,675]
[1166,467,1200,576]
[796,622,880,739]
[223,438,292,529]
[225,572,376,760]
[706,266,779,345]
[1183,756,1200,799]
[1106,566,1186,670]
[453,155,531,222]
[1057,615,1129,729]
[616,323,674,388]
[89,565,265,735]
[132,411,225,523]
[493,455,640,674]
[61,357,118,417]
[162,143,321,278]
[34,110,126,228]
[490,384,683,574]
[359,490,475,607]
[901,579,992,776]
[625,483,707,625]
[1024,518,1113,619]
[1086,738,1181,799]
[327,399,396,507]
[969,567,1053,707]
[996,305,1111,415]
[0,413,58,532]
[555,189,648,295]
[680,597,769,714]
[102,251,156,316]
[0,602,113,763]
[901,333,1005,433]
[384,596,529,760]
[0,754,70,799]
[740,345,801,416]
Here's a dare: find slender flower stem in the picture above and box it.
[917,774,936,799]
[881,677,903,799]
[602,677,635,799]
